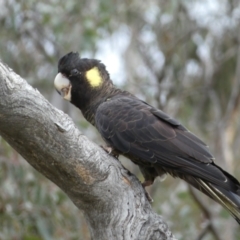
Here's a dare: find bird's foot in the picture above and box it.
[101,145,119,159]
[142,180,154,203]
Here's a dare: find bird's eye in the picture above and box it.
[70,69,80,76]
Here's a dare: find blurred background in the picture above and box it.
[1,0,240,239]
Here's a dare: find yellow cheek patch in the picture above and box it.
[85,67,103,87]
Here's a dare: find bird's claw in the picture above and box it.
[101,145,119,159]
[142,180,154,203]
[144,191,154,203]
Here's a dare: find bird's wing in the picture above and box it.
[95,96,229,186]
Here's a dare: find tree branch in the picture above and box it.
[0,61,175,240]
[188,186,223,240]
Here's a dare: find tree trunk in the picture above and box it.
[0,61,175,240]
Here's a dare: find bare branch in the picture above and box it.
[188,186,223,240]
[223,29,240,126]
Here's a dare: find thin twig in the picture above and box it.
[188,186,223,240]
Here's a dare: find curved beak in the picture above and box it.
[54,73,72,101]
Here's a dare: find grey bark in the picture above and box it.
[0,61,176,240]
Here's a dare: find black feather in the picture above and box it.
[95,95,240,223]
[56,54,240,224]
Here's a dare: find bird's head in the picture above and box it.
[54,52,112,109]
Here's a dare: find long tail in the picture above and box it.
[197,179,240,223]
[186,175,240,224]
